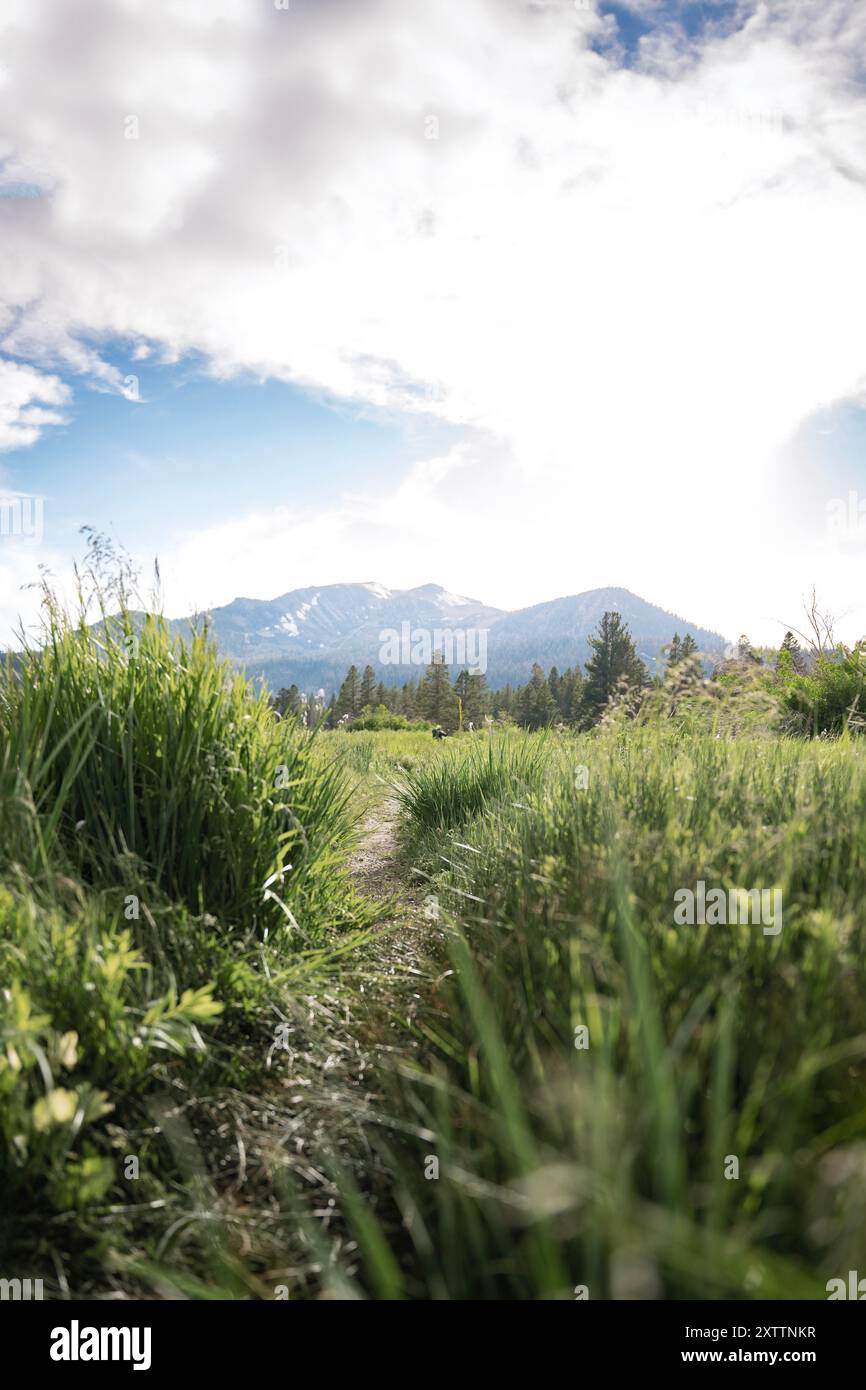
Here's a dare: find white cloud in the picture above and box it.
[0,359,69,451]
[2,0,866,641]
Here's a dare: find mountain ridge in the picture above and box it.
[166,581,727,695]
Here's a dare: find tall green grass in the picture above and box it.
[5,596,866,1302]
[0,594,375,1294]
[3,605,358,930]
[394,732,551,846]
[343,726,866,1299]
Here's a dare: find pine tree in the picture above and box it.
[557,667,583,723]
[734,634,762,664]
[469,671,488,724]
[778,630,807,674]
[335,665,360,719]
[495,683,515,719]
[359,665,376,708]
[557,668,573,721]
[418,653,458,728]
[583,611,648,721]
[454,669,488,727]
[272,684,302,717]
[518,663,557,729]
[667,632,699,677]
[400,681,417,719]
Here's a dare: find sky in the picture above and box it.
[2,0,866,648]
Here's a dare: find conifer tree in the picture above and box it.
[583,611,648,721]
[454,669,488,726]
[778,630,807,674]
[272,684,302,717]
[667,632,699,676]
[558,667,583,723]
[400,681,417,719]
[495,683,515,719]
[518,663,557,729]
[418,652,458,727]
[359,665,376,708]
[335,665,361,719]
[735,634,761,664]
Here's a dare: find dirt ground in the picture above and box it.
[348,796,436,980]
[348,796,408,900]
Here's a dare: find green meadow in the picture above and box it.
[2,600,865,1300]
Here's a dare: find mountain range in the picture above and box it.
[168,583,728,695]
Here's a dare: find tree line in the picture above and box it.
[272,602,866,739]
[273,611,695,731]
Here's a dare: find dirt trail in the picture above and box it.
[349,796,433,976]
[349,796,406,900]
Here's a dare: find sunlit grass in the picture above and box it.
[0,591,375,1294]
[3,603,865,1300]
[338,724,866,1299]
